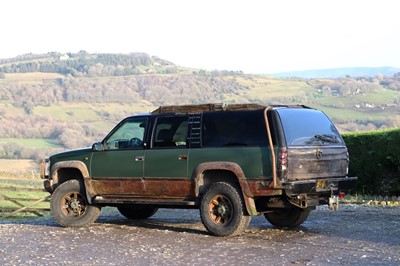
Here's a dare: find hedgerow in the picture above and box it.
[343,129,400,195]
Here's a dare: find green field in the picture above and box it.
[0,138,61,148]
[1,71,398,129]
[0,178,49,217]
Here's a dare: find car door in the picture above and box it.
[90,117,148,195]
[143,115,191,198]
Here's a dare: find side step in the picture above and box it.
[93,196,196,206]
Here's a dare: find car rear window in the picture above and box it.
[276,108,344,146]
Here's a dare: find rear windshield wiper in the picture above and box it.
[314,134,340,144]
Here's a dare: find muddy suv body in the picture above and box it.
[40,103,356,236]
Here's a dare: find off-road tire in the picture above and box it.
[50,179,101,227]
[200,182,251,236]
[264,207,310,227]
[117,205,158,220]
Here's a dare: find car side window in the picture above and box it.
[104,118,147,150]
[202,110,267,147]
[152,116,188,148]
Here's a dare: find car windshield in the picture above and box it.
[276,108,344,146]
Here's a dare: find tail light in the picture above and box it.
[278,148,288,171]
[339,192,346,199]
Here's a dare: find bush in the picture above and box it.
[343,129,400,195]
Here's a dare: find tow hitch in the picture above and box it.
[329,191,346,210]
[329,195,339,210]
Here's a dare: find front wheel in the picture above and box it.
[200,182,250,236]
[264,207,310,228]
[50,179,101,227]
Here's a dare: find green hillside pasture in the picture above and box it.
[33,104,100,122]
[4,72,64,80]
[311,88,399,123]
[232,76,315,99]
[313,88,398,107]
[311,104,394,123]
[0,138,61,148]
[3,72,64,85]
[33,101,156,123]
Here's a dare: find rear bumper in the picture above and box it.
[283,176,357,196]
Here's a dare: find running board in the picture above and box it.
[93,196,196,206]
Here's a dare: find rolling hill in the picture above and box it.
[0,52,399,161]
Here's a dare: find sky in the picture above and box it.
[1,0,399,74]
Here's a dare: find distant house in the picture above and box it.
[59,54,69,60]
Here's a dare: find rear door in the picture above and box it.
[276,108,349,181]
[143,115,192,197]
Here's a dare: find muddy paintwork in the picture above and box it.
[287,146,349,180]
[40,103,357,216]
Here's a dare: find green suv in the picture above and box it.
[40,103,356,236]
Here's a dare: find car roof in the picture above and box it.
[151,103,313,114]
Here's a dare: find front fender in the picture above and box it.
[49,160,95,203]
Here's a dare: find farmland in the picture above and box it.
[0,52,399,161]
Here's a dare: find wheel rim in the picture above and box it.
[209,195,233,225]
[61,192,87,217]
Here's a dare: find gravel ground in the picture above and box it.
[0,205,399,266]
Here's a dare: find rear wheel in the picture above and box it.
[50,179,101,227]
[264,207,310,227]
[200,182,250,236]
[117,205,158,220]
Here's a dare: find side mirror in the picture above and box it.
[92,142,103,152]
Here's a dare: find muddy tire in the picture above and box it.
[200,182,250,236]
[264,207,310,227]
[117,205,158,220]
[50,179,101,227]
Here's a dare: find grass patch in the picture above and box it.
[0,160,39,176]
[33,104,100,121]
[4,72,64,80]
[0,179,50,217]
[0,138,61,148]
[33,101,156,123]
[238,77,314,99]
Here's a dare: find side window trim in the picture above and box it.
[150,115,189,149]
[102,116,148,151]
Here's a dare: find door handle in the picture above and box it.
[135,156,144,161]
[178,154,188,160]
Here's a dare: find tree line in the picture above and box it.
[0,51,154,77]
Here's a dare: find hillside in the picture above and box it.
[273,67,400,79]
[0,52,399,161]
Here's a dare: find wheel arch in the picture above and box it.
[50,160,95,203]
[192,162,258,216]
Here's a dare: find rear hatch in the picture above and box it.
[275,108,348,181]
